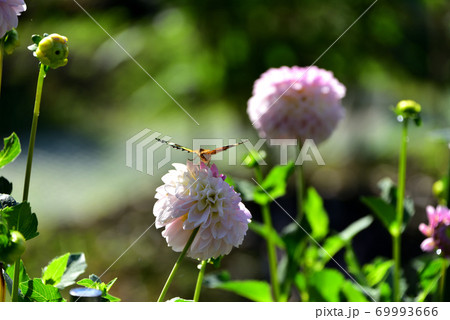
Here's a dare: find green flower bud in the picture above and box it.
[433,178,448,204]
[4,29,20,55]
[35,33,69,69]
[0,231,26,265]
[396,100,421,115]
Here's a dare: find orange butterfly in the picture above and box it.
[155,138,247,164]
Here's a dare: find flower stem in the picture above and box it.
[439,258,448,302]
[393,120,409,302]
[254,166,280,302]
[296,144,304,222]
[193,260,207,302]
[22,63,47,203]
[11,64,47,302]
[157,227,200,302]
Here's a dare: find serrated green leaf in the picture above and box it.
[77,278,95,287]
[42,253,70,286]
[304,187,329,241]
[362,197,397,235]
[341,281,369,302]
[58,253,87,289]
[253,162,295,205]
[205,273,273,302]
[309,269,345,302]
[77,274,120,302]
[19,278,63,302]
[248,221,285,249]
[0,133,21,169]
[1,202,39,240]
[363,258,394,287]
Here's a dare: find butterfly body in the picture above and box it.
[155,138,246,164]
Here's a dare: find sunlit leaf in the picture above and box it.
[204,273,273,302]
[1,202,39,240]
[253,162,295,205]
[249,221,285,249]
[0,133,21,169]
[19,278,64,302]
[303,187,329,241]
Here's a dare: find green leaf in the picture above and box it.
[248,221,285,249]
[303,187,329,241]
[309,269,345,302]
[77,274,120,302]
[253,162,295,205]
[377,177,415,230]
[19,278,64,302]
[362,196,397,235]
[42,253,70,286]
[1,202,39,240]
[320,216,374,265]
[0,133,21,169]
[205,273,273,302]
[413,256,444,301]
[42,253,86,289]
[58,253,87,289]
[363,258,394,287]
[341,281,369,302]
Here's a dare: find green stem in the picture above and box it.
[439,258,448,302]
[22,63,47,203]
[157,227,199,302]
[11,64,47,302]
[193,260,207,302]
[296,144,304,222]
[393,120,409,302]
[254,166,280,302]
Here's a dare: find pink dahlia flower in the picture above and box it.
[0,0,26,39]
[154,162,251,260]
[247,66,346,144]
[419,205,450,257]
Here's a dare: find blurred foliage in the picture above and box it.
[1,0,450,301]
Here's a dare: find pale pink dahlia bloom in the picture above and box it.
[154,162,251,260]
[247,66,346,144]
[419,205,450,257]
[0,0,26,38]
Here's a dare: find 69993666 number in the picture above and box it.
[375,306,438,317]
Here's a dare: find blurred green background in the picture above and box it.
[1,0,450,301]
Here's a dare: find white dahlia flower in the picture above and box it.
[247,66,346,145]
[0,0,26,39]
[154,162,251,260]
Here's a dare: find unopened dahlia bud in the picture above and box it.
[35,33,69,69]
[3,29,20,55]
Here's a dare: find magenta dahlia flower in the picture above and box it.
[0,0,26,39]
[247,66,346,144]
[153,162,251,260]
[419,205,450,257]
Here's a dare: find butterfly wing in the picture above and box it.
[155,138,195,154]
[201,140,247,156]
